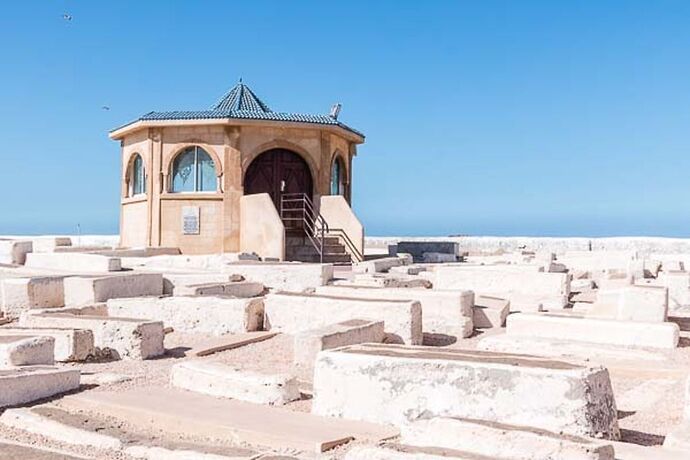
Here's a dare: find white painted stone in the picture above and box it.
[0,408,122,450]
[173,280,264,297]
[170,361,300,406]
[401,417,615,460]
[264,292,422,345]
[20,311,164,360]
[0,366,80,407]
[64,273,163,306]
[0,240,32,265]
[1,276,64,318]
[31,237,72,253]
[162,273,240,295]
[0,327,94,362]
[507,312,679,349]
[107,296,264,336]
[588,285,668,322]
[312,343,619,439]
[657,271,690,310]
[293,319,385,368]
[0,335,54,366]
[348,273,432,289]
[473,295,510,328]
[223,262,333,291]
[25,252,121,272]
[352,257,403,274]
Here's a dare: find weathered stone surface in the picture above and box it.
[1,276,64,318]
[20,312,164,360]
[507,312,679,349]
[171,361,300,405]
[0,327,94,362]
[161,273,237,295]
[352,257,403,274]
[64,273,163,306]
[423,252,458,263]
[312,343,619,439]
[31,237,72,253]
[264,292,422,345]
[314,285,473,339]
[25,252,122,272]
[401,417,615,460]
[344,443,476,459]
[173,280,264,297]
[473,295,510,328]
[588,285,668,322]
[0,335,54,366]
[293,319,385,368]
[222,263,334,291]
[0,366,80,408]
[396,241,459,263]
[347,273,432,289]
[107,296,264,336]
[0,239,33,265]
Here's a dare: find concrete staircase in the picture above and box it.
[285,234,352,264]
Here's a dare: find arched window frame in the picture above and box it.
[128,153,146,197]
[330,155,346,196]
[169,146,218,193]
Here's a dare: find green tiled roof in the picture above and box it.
[112,81,363,138]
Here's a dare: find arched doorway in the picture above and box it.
[244,148,314,210]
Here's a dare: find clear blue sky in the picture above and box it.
[2,1,690,237]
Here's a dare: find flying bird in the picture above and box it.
[62,13,72,21]
[101,106,110,111]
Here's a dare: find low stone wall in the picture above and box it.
[0,327,93,362]
[0,367,80,408]
[312,343,620,440]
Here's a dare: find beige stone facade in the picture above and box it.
[111,83,365,255]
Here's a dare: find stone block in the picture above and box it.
[223,262,333,291]
[658,271,690,310]
[0,240,33,265]
[107,296,264,336]
[162,273,238,295]
[0,327,94,362]
[20,312,164,360]
[0,367,80,408]
[507,312,679,349]
[0,335,54,366]
[1,276,64,318]
[173,280,264,297]
[314,285,473,339]
[352,257,403,274]
[293,319,385,368]
[25,252,121,272]
[64,273,163,306]
[31,237,72,253]
[401,417,615,460]
[396,241,459,263]
[423,252,458,263]
[348,273,432,288]
[312,343,619,439]
[588,285,668,322]
[264,292,422,345]
[473,295,510,328]
[170,361,300,406]
[388,265,426,275]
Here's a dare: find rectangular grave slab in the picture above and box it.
[173,280,264,297]
[20,312,164,360]
[589,285,668,322]
[396,241,459,263]
[344,443,477,459]
[1,276,65,318]
[32,237,72,253]
[64,273,163,306]
[352,257,403,274]
[25,253,121,272]
[294,320,385,368]
[0,327,94,362]
[0,335,54,366]
[264,292,422,345]
[0,239,33,265]
[0,366,80,408]
[107,296,264,336]
[171,361,300,405]
[314,286,473,340]
[507,312,679,349]
[222,263,334,291]
[473,295,510,328]
[401,417,615,460]
[312,343,620,440]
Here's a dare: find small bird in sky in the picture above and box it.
[101,106,111,111]
[62,13,72,21]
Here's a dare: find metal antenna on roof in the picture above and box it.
[330,103,342,120]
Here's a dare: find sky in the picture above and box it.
[2,1,690,237]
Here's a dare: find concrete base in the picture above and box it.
[507,313,680,349]
[264,292,422,345]
[293,319,385,368]
[312,343,619,439]
[0,366,80,408]
[107,296,264,336]
[64,273,163,306]
[170,361,300,406]
[0,327,94,362]
[0,335,54,366]
[401,417,615,460]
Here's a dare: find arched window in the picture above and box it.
[129,154,146,196]
[330,157,345,196]
[171,146,217,192]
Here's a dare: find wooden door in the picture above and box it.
[244,148,313,210]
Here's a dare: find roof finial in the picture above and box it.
[239,77,243,83]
